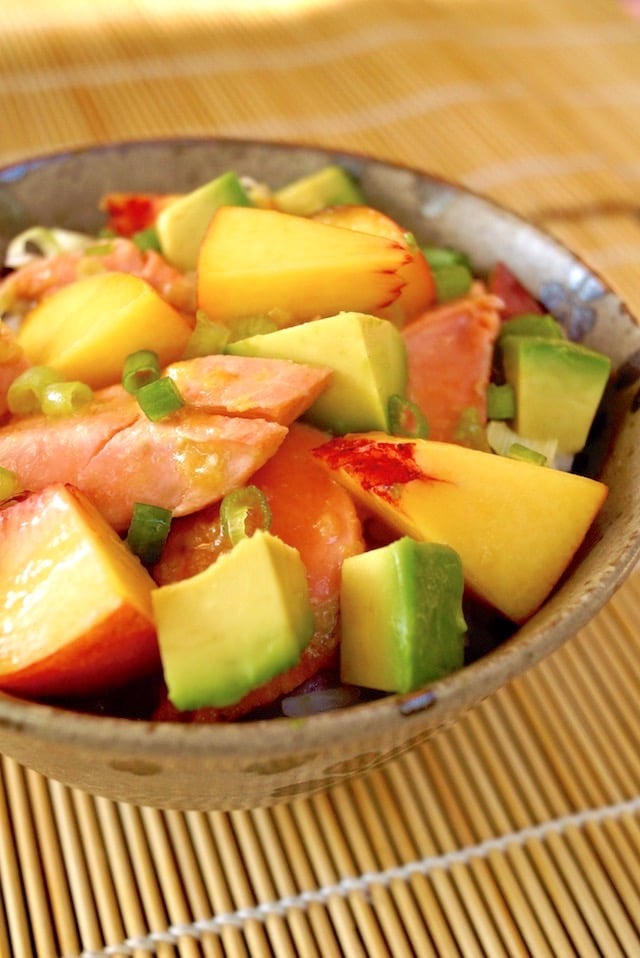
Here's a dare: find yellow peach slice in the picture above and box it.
[197,206,410,328]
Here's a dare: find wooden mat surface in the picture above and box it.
[1,1,640,955]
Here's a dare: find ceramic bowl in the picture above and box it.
[0,138,639,811]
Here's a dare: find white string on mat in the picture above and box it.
[63,793,640,958]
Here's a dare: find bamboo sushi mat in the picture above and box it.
[2,0,640,955]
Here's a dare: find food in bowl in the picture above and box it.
[0,158,613,725]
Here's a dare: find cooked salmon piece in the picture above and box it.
[402,293,502,444]
[0,397,286,531]
[162,354,332,425]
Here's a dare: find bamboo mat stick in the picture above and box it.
[309,789,395,957]
[162,809,224,958]
[248,807,323,958]
[0,759,40,958]
[383,757,525,957]
[26,770,80,958]
[2,761,59,957]
[117,803,179,958]
[327,781,418,958]
[361,766,519,958]
[268,802,345,958]
[206,811,272,957]
[93,797,161,958]
[183,811,249,958]
[289,800,369,957]
[338,774,443,958]
[228,809,299,958]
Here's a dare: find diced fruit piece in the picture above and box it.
[488,261,545,319]
[0,484,158,697]
[16,271,193,389]
[153,529,314,710]
[197,206,410,329]
[340,537,466,693]
[228,311,407,434]
[312,205,436,322]
[156,171,251,272]
[314,434,608,622]
[163,354,332,425]
[498,313,565,341]
[501,336,611,454]
[0,395,287,531]
[100,192,181,236]
[274,165,365,216]
[401,294,502,443]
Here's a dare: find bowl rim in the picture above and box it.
[1,134,639,758]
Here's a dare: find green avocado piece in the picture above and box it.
[274,164,365,216]
[498,312,566,342]
[501,335,611,455]
[156,171,251,272]
[152,530,314,710]
[227,311,408,434]
[340,537,466,694]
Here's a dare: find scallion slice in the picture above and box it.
[5,226,94,268]
[0,467,22,505]
[486,383,515,420]
[220,485,272,546]
[135,376,185,421]
[432,264,474,303]
[122,349,161,395]
[388,394,429,439]
[40,381,94,416]
[132,227,162,253]
[7,365,64,415]
[507,443,548,467]
[126,502,173,566]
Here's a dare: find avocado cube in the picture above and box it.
[152,530,314,710]
[156,170,250,271]
[274,164,365,216]
[501,335,611,454]
[498,312,565,342]
[340,537,466,694]
[227,311,408,434]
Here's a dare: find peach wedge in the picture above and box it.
[314,434,608,623]
[197,206,411,328]
[0,484,158,698]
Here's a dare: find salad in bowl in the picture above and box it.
[0,139,637,810]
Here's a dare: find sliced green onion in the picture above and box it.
[486,383,515,420]
[387,394,429,439]
[183,311,230,359]
[7,365,63,415]
[40,381,94,416]
[132,227,162,253]
[135,376,185,421]
[83,240,116,257]
[220,485,272,546]
[432,264,474,303]
[507,443,548,467]
[0,467,22,505]
[421,245,472,271]
[486,420,557,465]
[5,226,94,268]
[126,502,173,566]
[122,349,161,394]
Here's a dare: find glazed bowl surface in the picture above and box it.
[0,137,639,811]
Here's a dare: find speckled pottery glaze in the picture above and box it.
[0,138,639,811]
